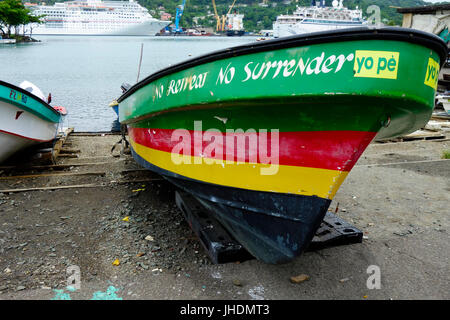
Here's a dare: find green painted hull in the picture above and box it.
[119,29,445,140]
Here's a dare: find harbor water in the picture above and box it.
[0,35,254,131]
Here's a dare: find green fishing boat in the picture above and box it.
[118,27,447,263]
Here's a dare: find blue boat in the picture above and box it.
[109,100,119,116]
[109,83,131,118]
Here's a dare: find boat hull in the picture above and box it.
[130,145,330,263]
[31,20,170,36]
[118,28,447,263]
[273,22,364,38]
[0,81,62,163]
[226,30,245,37]
[125,99,377,263]
[0,130,37,163]
[112,104,119,116]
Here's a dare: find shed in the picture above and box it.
[397,4,450,42]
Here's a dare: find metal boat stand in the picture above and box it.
[175,191,363,264]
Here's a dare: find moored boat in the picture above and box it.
[117,27,447,263]
[273,0,366,38]
[26,0,170,36]
[109,83,131,118]
[109,100,119,117]
[0,80,66,163]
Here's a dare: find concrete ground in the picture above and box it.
[0,130,448,300]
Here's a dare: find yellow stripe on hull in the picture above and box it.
[131,139,349,199]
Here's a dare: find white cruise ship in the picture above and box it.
[273,0,365,38]
[26,0,170,36]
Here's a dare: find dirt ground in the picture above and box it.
[0,129,448,300]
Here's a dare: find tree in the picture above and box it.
[0,0,43,38]
[26,14,44,37]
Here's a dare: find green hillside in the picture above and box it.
[139,0,440,31]
[32,0,449,32]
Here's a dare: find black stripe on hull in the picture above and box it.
[131,147,331,264]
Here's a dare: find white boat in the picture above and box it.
[0,80,66,163]
[225,13,245,36]
[26,0,170,36]
[273,0,365,38]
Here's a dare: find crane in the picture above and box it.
[212,0,222,32]
[174,0,187,33]
[223,0,239,32]
[212,0,237,32]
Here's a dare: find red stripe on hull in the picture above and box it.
[128,127,376,171]
[0,129,54,143]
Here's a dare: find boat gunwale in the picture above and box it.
[0,80,61,118]
[117,27,448,103]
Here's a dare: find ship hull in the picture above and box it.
[274,22,364,38]
[226,30,245,37]
[31,20,170,36]
[118,28,447,263]
[0,81,62,163]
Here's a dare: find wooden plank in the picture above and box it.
[0,160,125,171]
[0,178,161,194]
[112,178,164,184]
[431,115,450,121]
[404,130,445,138]
[0,171,106,180]
[31,151,54,162]
[120,168,159,174]
[59,148,81,154]
[377,130,446,143]
[431,138,450,142]
[401,135,445,141]
[0,183,99,193]
[76,156,117,160]
[355,158,450,168]
[52,127,74,161]
[0,177,164,194]
[57,154,79,158]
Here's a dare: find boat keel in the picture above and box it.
[175,190,363,264]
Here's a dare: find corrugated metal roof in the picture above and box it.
[397,4,450,14]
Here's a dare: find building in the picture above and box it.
[397,4,450,43]
[160,12,172,21]
[398,4,450,91]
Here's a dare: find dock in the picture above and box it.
[0,130,163,194]
[0,39,16,44]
